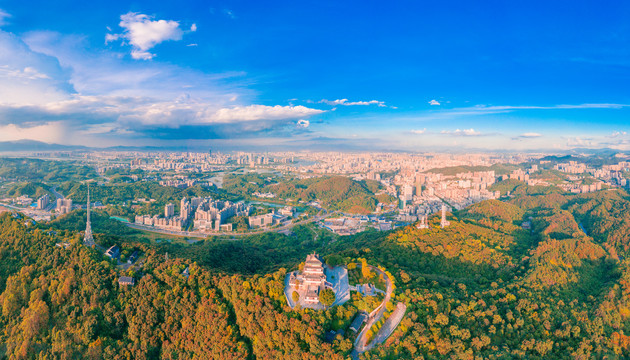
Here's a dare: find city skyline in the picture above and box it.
[0,1,629,151]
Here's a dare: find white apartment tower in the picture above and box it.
[440,203,450,228]
[165,203,175,218]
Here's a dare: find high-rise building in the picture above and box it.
[416,214,429,229]
[84,184,94,245]
[440,203,450,228]
[56,198,73,214]
[165,203,175,218]
[37,194,50,210]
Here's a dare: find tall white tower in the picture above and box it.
[440,203,450,228]
[84,183,95,245]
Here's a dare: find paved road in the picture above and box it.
[369,302,407,346]
[354,265,394,354]
[47,186,65,211]
[49,186,64,201]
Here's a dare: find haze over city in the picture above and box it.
[0,1,628,151]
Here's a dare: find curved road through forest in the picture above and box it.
[353,265,393,355]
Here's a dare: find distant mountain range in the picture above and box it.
[0,139,628,155]
[0,140,88,152]
[0,140,205,153]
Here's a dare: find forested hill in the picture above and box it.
[0,214,347,359]
[265,176,393,213]
[326,188,630,358]
[3,186,630,358]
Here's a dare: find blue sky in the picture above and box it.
[0,0,628,150]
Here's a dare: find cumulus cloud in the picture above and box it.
[441,128,482,136]
[428,99,440,106]
[565,136,594,147]
[0,28,324,145]
[320,98,387,107]
[210,105,323,123]
[0,94,324,140]
[297,119,310,128]
[106,12,188,60]
[410,128,426,134]
[609,131,628,138]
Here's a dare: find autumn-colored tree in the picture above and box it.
[319,289,336,307]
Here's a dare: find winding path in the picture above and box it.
[353,265,393,354]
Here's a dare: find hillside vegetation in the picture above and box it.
[266,176,391,213]
[3,184,630,358]
[0,158,97,183]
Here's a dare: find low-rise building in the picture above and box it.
[105,245,120,259]
[118,276,135,286]
[248,213,275,228]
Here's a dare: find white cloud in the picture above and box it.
[428,99,440,106]
[190,23,197,32]
[0,28,324,145]
[106,12,187,60]
[320,98,387,107]
[210,105,323,123]
[0,65,50,80]
[0,9,10,26]
[410,128,426,134]
[297,119,309,128]
[0,31,75,105]
[565,136,594,147]
[519,132,542,138]
[441,128,482,136]
[610,131,628,138]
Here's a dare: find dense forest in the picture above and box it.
[223,173,393,213]
[0,158,97,183]
[57,181,226,219]
[265,176,392,213]
[2,180,630,358]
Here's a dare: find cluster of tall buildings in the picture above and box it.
[302,152,529,175]
[393,169,500,212]
[159,179,198,188]
[56,198,73,214]
[555,161,588,174]
[193,198,252,231]
[135,198,200,231]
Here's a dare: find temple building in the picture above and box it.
[289,253,333,305]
